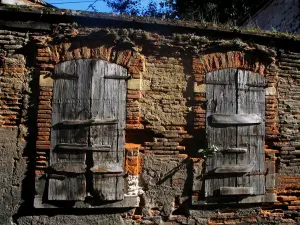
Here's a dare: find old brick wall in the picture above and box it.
[1,6,300,225]
[0,29,38,224]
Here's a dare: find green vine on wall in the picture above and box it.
[198,144,219,158]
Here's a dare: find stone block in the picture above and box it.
[194,83,206,93]
[142,80,151,91]
[128,78,150,91]
[266,86,277,95]
[39,75,53,87]
[128,78,141,90]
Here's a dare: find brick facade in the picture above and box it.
[1,5,300,225]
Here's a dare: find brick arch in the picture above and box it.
[50,43,145,79]
[193,51,267,81]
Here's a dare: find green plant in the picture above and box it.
[198,144,219,157]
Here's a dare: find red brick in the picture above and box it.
[36,57,51,62]
[38,132,50,136]
[38,105,52,110]
[37,123,51,128]
[39,101,51,105]
[36,145,50,150]
[40,87,53,92]
[39,92,52,96]
[37,136,50,141]
[38,110,52,114]
[37,119,51,123]
[39,95,52,100]
[36,141,50,145]
[38,128,50,132]
[37,114,52,119]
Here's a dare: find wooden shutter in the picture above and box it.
[205,69,265,197]
[48,59,127,201]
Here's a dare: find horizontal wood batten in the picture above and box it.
[211,114,262,125]
[60,119,118,126]
[50,162,86,173]
[246,83,267,88]
[220,187,254,195]
[56,143,111,152]
[91,166,123,173]
[214,165,253,173]
[51,73,78,79]
[221,148,247,153]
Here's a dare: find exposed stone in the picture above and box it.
[39,75,53,87]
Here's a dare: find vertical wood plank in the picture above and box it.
[248,71,265,195]
[91,61,126,201]
[205,69,237,197]
[237,70,250,192]
[49,60,90,201]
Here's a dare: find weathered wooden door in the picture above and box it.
[48,59,127,201]
[205,69,265,197]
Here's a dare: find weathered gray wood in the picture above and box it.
[49,60,89,201]
[215,165,253,173]
[60,119,118,126]
[211,114,262,125]
[220,187,254,195]
[49,60,127,202]
[91,61,127,201]
[236,70,249,193]
[35,175,139,208]
[221,148,247,153]
[205,69,237,197]
[50,162,86,173]
[51,73,78,80]
[57,143,111,152]
[204,69,266,200]
[48,174,86,201]
[246,71,265,195]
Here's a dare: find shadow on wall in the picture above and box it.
[11,40,39,219]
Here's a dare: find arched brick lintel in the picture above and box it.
[193,51,268,83]
[192,51,278,139]
[50,44,146,79]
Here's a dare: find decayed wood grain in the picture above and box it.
[50,162,86,173]
[51,73,78,80]
[91,60,127,201]
[238,70,265,195]
[49,60,89,201]
[211,114,262,125]
[221,148,247,153]
[220,187,254,195]
[60,119,118,126]
[215,165,253,173]
[205,69,237,197]
[57,143,111,152]
[49,59,127,202]
[204,69,266,199]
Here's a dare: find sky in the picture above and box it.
[43,0,155,13]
